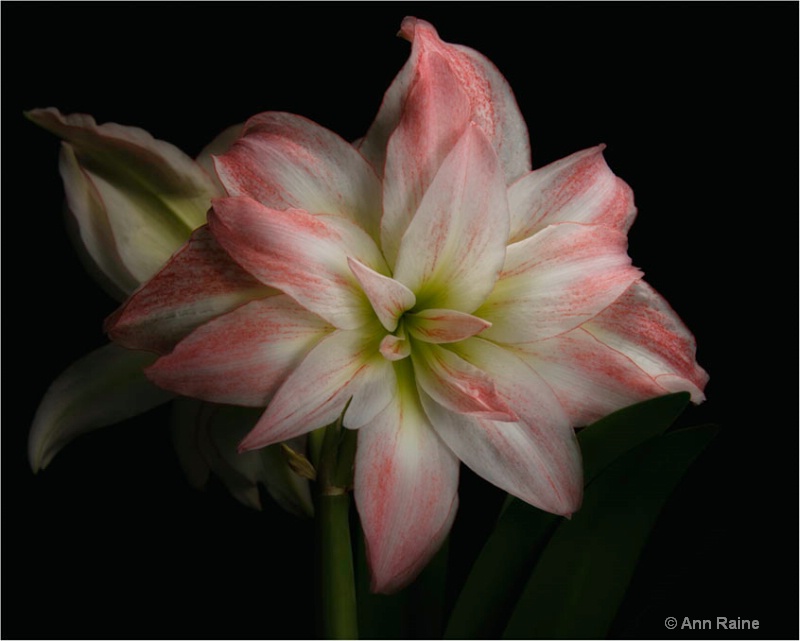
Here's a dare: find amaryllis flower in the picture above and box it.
[26,109,312,516]
[107,17,707,592]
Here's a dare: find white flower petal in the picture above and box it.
[520,328,671,426]
[210,197,385,330]
[584,280,708,402]
[239,329,395,450]
[29,344,173,472]
[58,143,138,299]
[406,309,491,344]
[425,338,582,515]
[347,258,415,332]
[355,361,459,593]
[147,296,332,406]
[359,17,531,185]
[411,342,516,421]
[27,108,218,286]
[393,125,509,313]
[215,112,382,240]
[508,145,636,243]
[106,226,272,354]
[479,222,641,344]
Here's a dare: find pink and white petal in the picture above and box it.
[196,123,244,193]
[478,222,642,344]
[393,125,510,313]
[583,280,708,401]
[380,50,471,265]
[424,400,581,516]
[522,327,672,426]
[238,329,395,451]
[214,112,382,240]
[146,296,332,406]
[359,18,531,185]
[348,258,416,332]
[427,338,582,514]
[411,342,516,421]
[210,197,387,330]
[508,146,637,243]
[106,226,273,354]
[26,108,217,230]
[355,364,459,594]
[380,334,411,362]
[29,344,173,472]
[406,309,491,344]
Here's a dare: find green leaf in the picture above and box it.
[445,393,691,639]
[578,391,691,483]
[444,500,559,639]
[502,424,717,639]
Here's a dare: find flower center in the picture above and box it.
[377,309,492,362]
[379,321,411,361]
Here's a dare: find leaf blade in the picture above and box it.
[445,393,692,638]
[502,424,718,639]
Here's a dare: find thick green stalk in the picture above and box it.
[315,417,358,639]
[317,492,358,639]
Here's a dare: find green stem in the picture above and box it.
[315,417,358,639]
[317,493,358,639]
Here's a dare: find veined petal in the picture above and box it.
[29,344,173,472]
[520,328,673,426]
[206,405,313,516]
[214,112,382,240]
[406,309,491,344]
[359,17,531,186]
[348,258,416,332]
[172,400,313,516]
[58,143,138,299]
[380,49,471,265]
[380,334,411,361]
[27,108,218,281]
[106,226,272,354]
[209,197,386,330]
[85,167,201,285]
[355,360,459,593]
[427,338,582,515]
[412,342,516,421]
[196,123,244,193]
[584,280,708,402]
[393,125,510,313]
[508,146,637,243]
[479,222,642,344]
[238,330,396,450]
[146,296,332,406]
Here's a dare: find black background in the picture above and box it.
[3,3,797,639]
